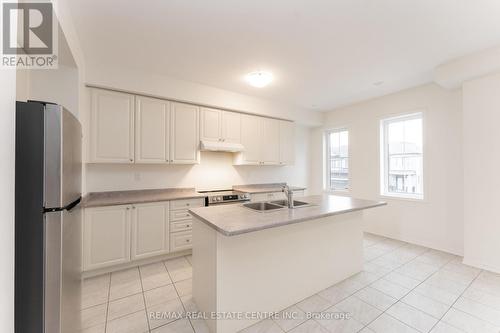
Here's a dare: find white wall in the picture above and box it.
[21,65,79,116]
[463,72,500,273]
[85,125,310,192]
[310,84,464,255]
[0,68,16,333]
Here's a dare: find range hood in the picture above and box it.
[200,140,244,153]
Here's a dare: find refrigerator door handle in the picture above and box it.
[44,197,81,213]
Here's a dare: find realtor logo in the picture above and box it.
[1,1,58,68]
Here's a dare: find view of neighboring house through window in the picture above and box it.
[326,129,349,191]
[381,112,423,199]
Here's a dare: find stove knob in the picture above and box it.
[216,196,222,202]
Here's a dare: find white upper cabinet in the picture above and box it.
[235,114,283,165]
[200,108,241,143]
[200,107,221,142]
[135,96,170,163]
[170,102,200,164]
[236,114,262,165]
[90,89,135,163]
[261,118,280,165]
[131,202,169,260]
[89,88,292,166]
[279,120,295,165]
[221,111,241,143]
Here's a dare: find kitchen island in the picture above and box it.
[189,194,386,333]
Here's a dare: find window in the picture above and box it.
[326,129,349,191]
[381,113,423,199]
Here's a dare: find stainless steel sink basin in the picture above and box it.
[243,202,285,212]
[270,200,311,208]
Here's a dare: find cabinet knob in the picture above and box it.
[126,207,130,210]
[186,239,191,243]
[129,158,133,162]
[186,214,190,217]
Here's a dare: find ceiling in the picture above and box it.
[67,0,500,111]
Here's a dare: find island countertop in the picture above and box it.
[189,194,386,236]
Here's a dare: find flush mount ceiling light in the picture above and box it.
[244,71,273,88]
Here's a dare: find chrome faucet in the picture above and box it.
[282,184,294,208]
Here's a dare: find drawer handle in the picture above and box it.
[186,224,191,228]
[185,214,190,217]
[186,239,191,243]
[186,203,190,206]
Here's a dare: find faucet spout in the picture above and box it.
[282,185,294,209]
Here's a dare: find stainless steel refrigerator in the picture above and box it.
[15,101,82,333]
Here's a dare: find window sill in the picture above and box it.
[380,193,426,203]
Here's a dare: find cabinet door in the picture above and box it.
[135,96,170,163]
[200,107,221,142]
[221,111,241,143]
[261,118,280,165]
[170,102,200,164]
[83,206,130,270]
[131,202,169,260]
[235,114,261,165]
[90,89,135,163]
[279,121,295,165]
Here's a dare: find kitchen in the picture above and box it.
[5,1,500,333]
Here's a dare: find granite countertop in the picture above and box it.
[189,194,386,236]
[82,188,206,208]
[232,183,306,194]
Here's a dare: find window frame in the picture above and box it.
[380,112,425,201]
[325,127,350,193]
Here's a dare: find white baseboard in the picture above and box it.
[462,257,500,274]
[364,230,463,257]
[82,249,192,278]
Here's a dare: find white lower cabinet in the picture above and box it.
[83,205,131,271]
[170,231,193,252]
[131,202,169,261]
[83,197,205,272]
[168,198,204,252]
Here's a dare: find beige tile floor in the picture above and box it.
[81,233,500,333]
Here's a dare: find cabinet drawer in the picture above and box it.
[170,198,204,210]
[170,209,192,221]
[170,220,193,233]
[170,231,192,252]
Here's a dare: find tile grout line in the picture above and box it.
[88,237,497,333]
[160,258,195,332]
[357,242,454,332]
[426,269,484,332]
[137,266,152,333]
[317,240,411,307]
[175,256,198,333]
[312,240,413,332]
[104,273,112,333]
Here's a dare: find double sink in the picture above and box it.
[243,200,312,212]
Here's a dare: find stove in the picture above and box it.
[198,189,250,206]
